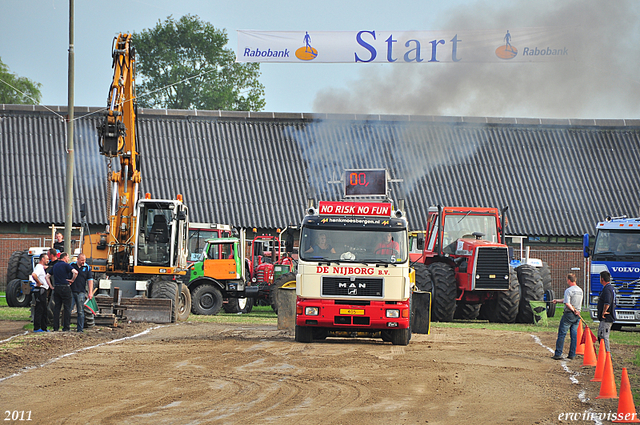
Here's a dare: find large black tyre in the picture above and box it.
[544,289,556,318]
[454,302,481,320]
[6,250,24,283]
[176,284,191,321]
[427,262,457,322]
[391,327,411,345]
[5,279,22,307]
[16,251,32,281]
[191,284,223,316]
[540,262,552,292]
[150,279,178,323]
[295,325,313,343]
[516,265,544,323]
[488,268,520,323]
[223,297,254,314]
[270,272,297,314]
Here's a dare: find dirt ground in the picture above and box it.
[0,321,630,424]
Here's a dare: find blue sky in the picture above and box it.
[2,0,639,118]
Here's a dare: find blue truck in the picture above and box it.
[584,216,640,329]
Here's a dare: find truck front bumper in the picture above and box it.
[296,298,410,330]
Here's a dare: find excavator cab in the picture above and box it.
[135,199,188,269]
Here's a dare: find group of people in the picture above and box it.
[552,271,616,360]
[28,232,94,333]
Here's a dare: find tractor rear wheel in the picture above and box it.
[150,278,178,323]
[454,302,481,320]
[488,268,520,323]
[516,265,544,323]
[16,251,32,281]
[427,262,457,322]
[191,284,223,316]
[6,250,24,283]
[540,262,552,292]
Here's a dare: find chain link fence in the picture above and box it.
[513,248,589,308]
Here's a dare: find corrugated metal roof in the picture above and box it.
[1,105,640,236]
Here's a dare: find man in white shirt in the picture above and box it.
[30,254,50,332]
[552,273,584,360]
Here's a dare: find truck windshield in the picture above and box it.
[594,230,640,256]
[299,228,407,264]
[442,213,498,254]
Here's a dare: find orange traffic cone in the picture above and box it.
[591,340,607,382]
[576,320,585,355]
[596,352,618,399]
[582,326,598,367]
[613,368,640,423]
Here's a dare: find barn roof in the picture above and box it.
[2,104,640,236]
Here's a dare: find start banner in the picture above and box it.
[237,28,574,63]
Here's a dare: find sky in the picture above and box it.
[2,0,640,119]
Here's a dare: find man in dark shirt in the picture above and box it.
[53,232,65,252]
[70,254,94,333]
[597,270,617,352]
[46,252,78,332]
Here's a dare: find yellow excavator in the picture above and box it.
[82,33,191,322]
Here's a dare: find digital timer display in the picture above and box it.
[344,169,387,197]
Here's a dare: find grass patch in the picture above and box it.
[0,292,7,307]
[0,306,30,321]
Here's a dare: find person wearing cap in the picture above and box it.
[46,252,78,332]
[551,273,583,360]
[30,254,50,332]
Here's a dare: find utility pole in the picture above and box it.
[64,0,75,253]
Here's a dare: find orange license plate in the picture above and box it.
[339,309,365,315]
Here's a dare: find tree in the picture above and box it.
[0,57,42,105]
[134,15,265,111]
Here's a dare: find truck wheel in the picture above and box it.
[191,284,223,315]
[5,279,22,307]
[150,279,178,323]
[516,265,544,323]
[295,325,313,343]
[544,289,556,318]
[176,284,191,321]
[427,262,457,322]
[391,327,411,346]
[6,250,23,283]
[454,302,481,320]
[540,262,552,292]
[270,272,297,314]
[489,268,520,323]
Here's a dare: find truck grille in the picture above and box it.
[473,247,510,290]
[612,280,640,308]
[322,277,383,298]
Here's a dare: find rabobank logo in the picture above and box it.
[295,31,318,61]
[495,30,517,60]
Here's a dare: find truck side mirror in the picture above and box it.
[583,233,590,258]
[417,233,424,250]
[286,234,294,253]
[177,211,187,221]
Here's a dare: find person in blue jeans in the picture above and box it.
[70,254,94,333]
[552,273,584,360]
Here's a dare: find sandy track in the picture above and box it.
[0,322,615,424]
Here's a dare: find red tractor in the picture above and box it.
[413,206,543,323]
[247,229,297,311]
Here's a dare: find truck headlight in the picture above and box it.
[386,309,400,318]
[305,307,319,316]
